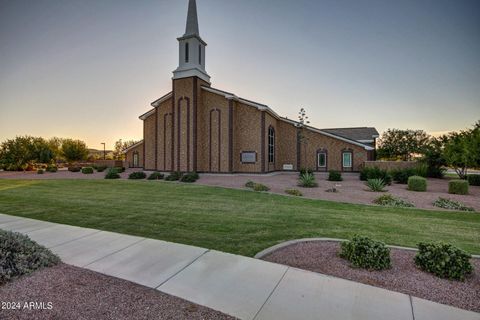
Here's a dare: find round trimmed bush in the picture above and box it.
[340,235,391,270]
[0,230,60,284]
[105,168,120,179]
[180,172,199,183]
[81,167,94,174]
[408,176,427,192]
[128,171,146,180]
[415,242,473,281]
[448,179,469,195]
[147,172,164,180]
[328,170,342,181]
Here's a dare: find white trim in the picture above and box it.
[150,92,173,108]
[122,140,144,154]
[357,139,374,143]
[317,152,327,168]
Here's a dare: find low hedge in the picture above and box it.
[0,230,60,284]
[328,170,342,181]
[147,172,164,180]
[467,174,480,186]
[81,167,94,174]
[165,171,182,181]
[128,171,146,180]
[414,242,473,281]
[105,168,120,179]
[68,166,81,172]
[339,235,391,270]
[180,172,199,183]
[448,179,469,195]
[408,176,427,192]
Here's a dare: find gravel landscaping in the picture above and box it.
[0,263,235,320]
[261,241,480,313]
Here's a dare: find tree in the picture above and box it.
[443,122,480,179]
[113,139,138,160]
[295,108,310,169]
[377,129,430,161]
[61,139,89,162]
[0,136,35,170]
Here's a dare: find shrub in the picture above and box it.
[360,167,392,185]
[253,183,270,192]
[298,172,318,188]
[81,167,94,174]
[180,172,199,183]
[68,166,81,172]
[414,163,428,177]
[328,170,342,181]
[45,165,57,173]
[299,168,313,177]
[95,165,107,172]
[390,168,417,184]
[285,188,303,196]
[448,179,469,195]
[105,168,120,179]
[128,171,146,180]
[245,180,255,188]
[114,167,125,173]
[467,174,480,186]
[165,171,182,181]
[37,169,44,174]
[414,242,473,281]
[373,194,414,208]
[147,172,164,180]
[365,178,387,192]
[0,230,60,284]
[408,176,427,192]
[339,235,391,270]
[433,197,474,212]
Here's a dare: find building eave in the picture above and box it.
[138,92,173,120]
[121,140,144,154]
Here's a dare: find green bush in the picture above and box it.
[298,172,318,188]
[180,172,199,183]
[408,176,427,192]
[365,178,387,192]
[147,172,164,180]
[328,170,342,181]
[299,168,313,177]
[67,166,81,172]
[285,188,303,196]
[373,194,414,208]
[114,166,125,173]
[390,168,417,184]
[37,169,44,174]
[360,167,392,185]
[245,180,255,188]
[105,168,120,179]
[414,163,428,177]
[81,167,94,174]
[0,230,60,284]
[467,174,480,186]
[448,179,469,195]
[165,171,182,181]
[45,165,57,173]
[253,183,270,192]
[95,165,107,172]
[339,235,391,270]
[414,242,473,281]
[432,197,474,212]
[128,171,146,179]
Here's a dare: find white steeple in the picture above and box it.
[173,0,210,84]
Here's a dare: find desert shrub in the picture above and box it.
[45,165,57,173]
[408,176,427,192]
[298,172,318,188]
[414,163,428,177]
[0,230,60,284]
[128,171,146,180]
[328,170,342,181]
[448,179,469,195]
[180,172,199,183]
[37,169,44,174]
[147,172,164,180]
[253,183,270,192]
[245,180,255,188]
[365,178,387,192]
[285,188,303,196]
[67,166,81,172]
[373,194,414,208]
[467,174,480,186]
[165,171,182,181]
[339,235,391,270]
[299,168,313,177]
[95,165,107,172]
[414,242,473,281]
[433,197,474,212]
[360,167,392,185]
[390,168,417,184]
[81,167,94,174]
[105,168,120,179]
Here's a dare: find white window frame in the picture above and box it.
[133,152,139,167]
[317,152,326,168]
[342,152,352,168]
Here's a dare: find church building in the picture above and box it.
[125,0,378,173]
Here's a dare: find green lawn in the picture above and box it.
[0,179,479,256]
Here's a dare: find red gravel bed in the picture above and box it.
[0,263,236,320]
[261,241,480,313]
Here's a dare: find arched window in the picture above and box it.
[133,152,139,168]
[198,44,202,64]
[185,43,189,63]
[268,126,275,163]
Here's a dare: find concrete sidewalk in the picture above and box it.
[0,213,478,320]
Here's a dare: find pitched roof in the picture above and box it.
[121,140,144,154]
[321,127,379,142]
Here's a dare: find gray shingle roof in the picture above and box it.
[321,127,379,142]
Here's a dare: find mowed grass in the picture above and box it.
[0,179,479,256]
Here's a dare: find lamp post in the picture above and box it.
[101,143,106,160]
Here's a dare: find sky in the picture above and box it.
[0,0,479,149]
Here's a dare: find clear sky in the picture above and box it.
[1,0,479,149]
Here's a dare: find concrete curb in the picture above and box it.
[254,237,480,259]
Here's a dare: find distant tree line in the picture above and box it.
[377,121,480,179]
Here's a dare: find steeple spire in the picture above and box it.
[184,0,199,37]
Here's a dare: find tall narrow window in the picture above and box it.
[198,45,202,64]
[268,126,275,163]
[342,152,352,168]
[185,43,189,63]
[133,152,139,167]
[317,152,326,168]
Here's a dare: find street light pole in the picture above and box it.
[101,143,106,160]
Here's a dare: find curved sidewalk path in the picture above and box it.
[0,213,478,320]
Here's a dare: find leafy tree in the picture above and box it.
[421,137,447,178]
[377,129,430,161]
[61,139,89,162]
[443,122,480,179]
[0,136,35,170]
[113,139,139,160]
